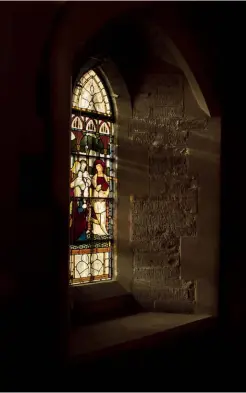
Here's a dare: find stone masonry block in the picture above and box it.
[131,235,180,254]
[133,266,181,282]
[132,73,184,119]
[149,175,198,197]
[149,150,189,177]
[133,283,194,303]
[129,117,190,148]
[178,118,208,133]
[129,117,157,145]
[150,129,188,149]
[133,248,180,269]
[153,106,183,119]
[131,197,196,241]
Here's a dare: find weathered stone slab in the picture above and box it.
[131,235,180,254]
[150,129,188,148]
[132,73,184,120]
[153,106,183,119]
[175,218,197,237]
[130,116,158,128]
[131,197,196,241]
[131,117,180,132]
[132,282,195,303]
[129,116,190,148]
[133,248,180,269]
[178,118,208,132]
[133,266,181,281]
[155,117,181,130]
[131,221,197,242]
[149,152,189,176]
[150,146,189,155]
[149,175,198,197]
[129,117,157,145]
[133,269,195,292]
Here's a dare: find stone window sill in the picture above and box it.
[69,279,128,304]
[69,280,140,327]
[69,312,214,364]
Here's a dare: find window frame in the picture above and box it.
[69,67,117,286]
[68,60,134,307]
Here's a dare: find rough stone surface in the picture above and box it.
[131,197,197,241]
[129,117,192,148]
[129,118,157,145]
[126,53,216,313]
[179,118,208,132]
[149,152,189,176]
[132,280,195,304]
[133,248,180,269]
[153,106,183,119]
[131,235,180,253]
[132,73,184,122]
[133,266,181,282]
[149,175,198,197]
[151,129,189,148]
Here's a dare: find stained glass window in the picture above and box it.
[69,69,116,285]
[72,70,112,117]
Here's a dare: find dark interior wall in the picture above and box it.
[71,5,219,115]
[2,0,245,387]
[0,1,65,384]
[0,3,148,384]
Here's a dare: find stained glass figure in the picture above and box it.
[69,69,116,285]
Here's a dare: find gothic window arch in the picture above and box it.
[69,69,116,285]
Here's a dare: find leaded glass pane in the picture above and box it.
[71,117,114,158]
[69,69,116,285]
[69,245,112,284]
[72,70,112,117]
[70,198,114,243]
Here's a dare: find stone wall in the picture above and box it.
[125,60,219,314]
[69,17,220,315]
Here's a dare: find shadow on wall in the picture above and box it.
[72,8,211,119]
[72,12,151,109]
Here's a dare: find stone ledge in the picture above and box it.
[69,312,211,362]
[70,293,141,327]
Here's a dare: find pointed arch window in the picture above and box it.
[72,69,112,117]
[69,69,116,285]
